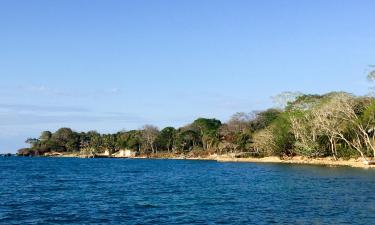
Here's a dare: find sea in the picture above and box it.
[1,157,375,224]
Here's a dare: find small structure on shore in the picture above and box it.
[117,149,136,158]
[104,149,111,156]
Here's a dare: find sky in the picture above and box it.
[1,0,375,153]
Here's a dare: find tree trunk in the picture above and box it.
[329,137,337,160]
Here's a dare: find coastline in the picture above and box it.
[160,155,375,169]
[39,152,375,169]
[216,156,375,169]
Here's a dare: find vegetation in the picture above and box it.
[18,73,375,162]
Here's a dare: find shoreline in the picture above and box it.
[216,156,375,168]
[159,156,375,169]
[39,152,375,169]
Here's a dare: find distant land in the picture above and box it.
[15,73,375,168]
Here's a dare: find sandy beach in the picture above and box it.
[42,151,375,168]
[138,153,375,169]
[215,156,375,168]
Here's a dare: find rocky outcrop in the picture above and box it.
[17,148,50,156]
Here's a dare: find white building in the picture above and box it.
[104,149,111,156]
[118,149,136,158]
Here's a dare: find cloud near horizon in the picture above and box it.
[0,103,90,113]
[0,103,145,125]
[0,85,123,99]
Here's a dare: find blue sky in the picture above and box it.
[1,0,374,153]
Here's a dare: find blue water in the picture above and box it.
[1,158,375,224]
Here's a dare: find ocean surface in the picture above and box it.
[1,158,375,224]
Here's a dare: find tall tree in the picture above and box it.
[102,134,117,154]
[52,128,80,152]
[175,129,200,151]
[192,118,222,150]
[141,125,160,154]
[311,93,369,160]
[157,127,176,152]
[25,138,39,148]
[39,131,52,142]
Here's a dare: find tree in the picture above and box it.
[175,129,200,151]
[311,93,369,160]
[51,128,80,152]
[116,130,142,151]
[102,134,117,154]
[25,138,39,148]
[80,131,102,155]
[251,112,295,157]
[140,125,160,154]
[285,94,332,157]
[250,109,281,131]
[191,118,222,150]
[226,112,252,133]
[220,112,253,153]
[39,131,52,142]
[270,113,295,157]
[251,128,276,156]
[309,95,343,159]
[157,127,176,152]
[288,109,322,157]
[272,91,302,109]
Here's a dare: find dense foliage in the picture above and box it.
[18,71,375,160]
[17,92,375,160]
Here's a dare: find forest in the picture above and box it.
[18,73,375,161]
